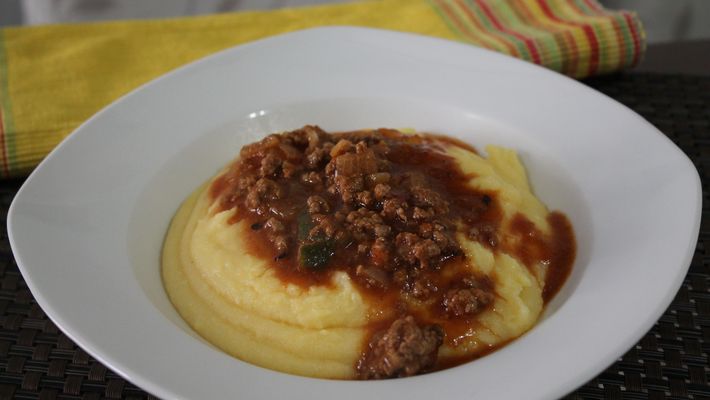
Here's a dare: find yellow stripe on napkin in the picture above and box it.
[0,0,644,177]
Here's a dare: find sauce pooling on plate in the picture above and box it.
[208,126,575,378]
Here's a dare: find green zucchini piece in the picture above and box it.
[299,240,335,270]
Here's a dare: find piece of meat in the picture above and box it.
[239,134,280,159]
[442,287,494,317]
[356,264,389,288]
[355,190,374,207]
[272,235,288,256]
[412,207,433,220]
[370,237,390,267]
[306,148,329,170]
[259,152,282,177]
[411,277,437,299]
[307,195,330,215]
[395,233,441,268]
[347,209,391,241]
[412,239,441,268]
[395,232,420,265]
[381,198,408,222]
[334,174,364,203]
[373,183,391,200]
[244,178,283,212]
[357,316,444,379]
[264,217,284,233]
[308,214,340,240]
[281,160,299,178]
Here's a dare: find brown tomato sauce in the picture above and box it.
[209,126,575,379]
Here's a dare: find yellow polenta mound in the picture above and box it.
[162,136,557,379]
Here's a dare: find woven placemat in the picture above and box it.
[0,72,708,399]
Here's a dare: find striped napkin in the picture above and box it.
[0,0,644,178]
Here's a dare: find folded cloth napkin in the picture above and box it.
[0,0,644,178]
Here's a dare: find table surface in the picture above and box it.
[636,40,710,76]
[0,70,708,399]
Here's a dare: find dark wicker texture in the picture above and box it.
[0,72,708,399]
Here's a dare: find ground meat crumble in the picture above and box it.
[210,125,504,379]
[356,315,444,379]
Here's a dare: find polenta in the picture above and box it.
[162,126,575,379]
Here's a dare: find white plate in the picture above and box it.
[8,27,701,400]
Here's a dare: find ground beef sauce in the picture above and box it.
[210,125,575,379]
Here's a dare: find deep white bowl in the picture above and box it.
[8,27,701,400]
